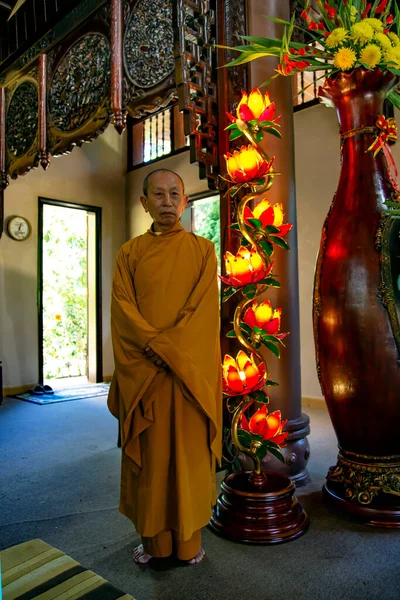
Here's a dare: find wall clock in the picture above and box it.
[7,215,32,241]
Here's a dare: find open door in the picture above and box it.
[38,197,102,386]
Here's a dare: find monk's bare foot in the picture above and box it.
[188,547,205,565]
[133,544,152,564]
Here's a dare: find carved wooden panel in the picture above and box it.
[6,68,40,179]
[174,0,219,190]
[124,0,177,118]
[47,27,111,156]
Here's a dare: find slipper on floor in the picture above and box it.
[29,385,44,396]
[42,385,54,395]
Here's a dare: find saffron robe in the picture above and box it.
[107,221,222,541]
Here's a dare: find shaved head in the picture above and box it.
[142,169,185,197]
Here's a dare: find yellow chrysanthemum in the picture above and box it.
[375,33,392,50]
[326,28,349,49]
[388,32,400,47]
[360,44,382,69]
[363,18,384,33]
[334,47,357,71]
[385,46,400,68]
[351,22,374,45]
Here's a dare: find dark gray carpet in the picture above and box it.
[1,397,399,600]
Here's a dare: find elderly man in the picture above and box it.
[108,169,222,565]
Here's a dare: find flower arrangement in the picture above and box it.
[221,88,291,476]
[223,0,400,108]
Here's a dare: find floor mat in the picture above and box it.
[0,538,135,599]
[10,383,110,405]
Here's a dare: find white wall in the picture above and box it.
[0,125,127,388]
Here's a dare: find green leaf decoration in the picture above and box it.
[225,123,239,130]
[247,217,263,230]
[263,444,285,462]
[243,284,257,299]
[240,322,253,336]
[263,341,280,358]
[265,379,279,386]
[269,236,290,251]
[262,333,285,346]
[230,129,244,141]
[238,35,284,49]
[226,330,237,338]
[222,287,239,303]
[248,389,269,404]
[261,277,281,288]
[265,225,281,234]
[227,396,245,413]
[248,119,259,126]
[229,223,241,230]
[255,446,268,460]
[240,236,252,247]
[255,132,264,143]
[263,127,283,139]
[237,429,253,446]
[259,240,274,256]
[253,326,265,335]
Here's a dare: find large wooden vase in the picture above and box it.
[313,68,400,526]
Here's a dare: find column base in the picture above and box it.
[209,470,309,544]
[324,449,400,528]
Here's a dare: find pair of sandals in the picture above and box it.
[29,384,54,396]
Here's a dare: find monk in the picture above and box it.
[107,169,222,566]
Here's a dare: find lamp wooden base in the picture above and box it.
[209,470,309,544]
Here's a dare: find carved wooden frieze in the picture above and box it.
[124,0,177,118]
[38,54,50,170]
[174,0,219,190]
[0,87,8,191]
[111,0,127,133]
[47,32,111,156]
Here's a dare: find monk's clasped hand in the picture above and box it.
[145,347,169,370]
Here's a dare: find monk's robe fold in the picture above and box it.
[108,221,222,540]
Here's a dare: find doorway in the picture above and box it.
[38,198,102,387]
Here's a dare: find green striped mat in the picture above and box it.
[0,539,135,600]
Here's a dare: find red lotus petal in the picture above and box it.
[276,223,293,237]
[226,112,237,123]
[243,306,257,329]
[275,332,289,340]
[249,404,268,435]
[240,414,251,433]
[259,206,275,228]
[219,275,234,286]
[239,104,255,122]
[225,365,245,393]
[264,318,280,336]
[273,432,289,446]
[244,205,255,226]
[259,103,276,123]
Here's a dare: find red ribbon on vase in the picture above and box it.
[367,115,399,197]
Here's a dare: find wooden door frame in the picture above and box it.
[37,197,103,384]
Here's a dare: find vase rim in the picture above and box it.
[319,67,399,104]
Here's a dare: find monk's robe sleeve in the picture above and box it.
[108,244,161,461]
[111,245,160,350]
[148,241,223,462]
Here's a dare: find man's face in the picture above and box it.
[140,171,188,231]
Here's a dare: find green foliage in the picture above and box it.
[192,196,221,271]
[42,206,88,379]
